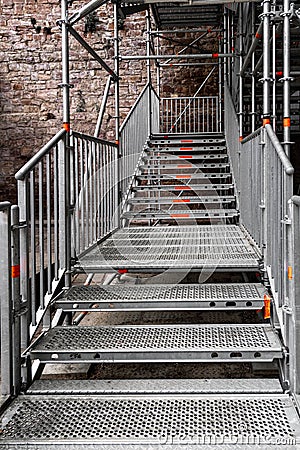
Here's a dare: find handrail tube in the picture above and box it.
[15,130,67,181]
[69,0,108,26]
[68,27,118,82]
[120,54,234,61]
[240,127,263,144]
[72,131,117,147]
[120,84,150,133]
[265,124,294,175]
[0,201,11,211]
[291,195,300,206]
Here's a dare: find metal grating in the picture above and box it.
[122,209,238,219]
[28,378,283,395]
[76,225,260,271]
[127,196,236,204]
[29,324,282,363]
[1,394,299,446]
[57,283,265,311]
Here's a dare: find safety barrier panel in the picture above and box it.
[160,96,219,134]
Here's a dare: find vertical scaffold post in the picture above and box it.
[11,205,21,395]
[114,0,121,227]
[156,27,160,98]
[0,203,13,397]
[238,4,243,140]
[262,0,271,125]
[146,8,152,136]
[61,0,71,289]
[251,3,256,132]
[272,0,276,130]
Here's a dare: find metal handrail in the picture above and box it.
[0,201,11,211]
[15,129,67,181]
[291,195,300,206]
[72,131,118,147]
[240,127,263,144]
[265,124,294,175]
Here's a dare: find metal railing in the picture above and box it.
[0,202,21,397]
[119,83,159,202]
[160,96,219,134]
[15,129,67,347]
[71,132,118,256]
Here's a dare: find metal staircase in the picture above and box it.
[1,0,300,447]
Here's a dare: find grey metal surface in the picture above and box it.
[29,324,282,363]
[76,225,260,271]
[132,183,234,192]
[56,283,266,311]
[122,209,238,220]
[136,173,232,181]
[127,196,236,205]
[146,145,226,153]
[139,162,230,170]
[143,154,227,161]
[28,378,283,394]
[1,394,299,447]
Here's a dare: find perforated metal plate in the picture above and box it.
[137,173,232,180]
[29,324,282,363]
[128,196,236,205]
[27,378,283,395]
[122,209,238,220]
[76,225,260,272]
[1,394,299,447]
[56,283,265,311]
[140,163,230,170]
[132,184,234,192]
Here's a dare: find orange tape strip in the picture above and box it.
[178,164,192,168]
[175,186,191,190]
[263,294,271,319]
[255,32,262,39]
[176,175,191,179]
[173,199,190,203]
[263,118,270,126]
[283,118,291,128]
[181,140,193,143]
[179,155,192,159]
[63,122,70,132]
[171,213,190,218]
[212,53,219,58]
[180,147,193,150]
[11,265,20,279]
[288,266,293,280]
[239,136,243,142]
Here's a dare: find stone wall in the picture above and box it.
[0,0,217,202]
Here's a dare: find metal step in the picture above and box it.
[56,283,266,312]
[132,183,234,192]
[121,209,238,220]
[139,162,230,170]
[127,196,236,205]
[75,225,260,272]
[29,324,282,363]
[143,154,228,161]
[149,138,226,145]
[2,393,299,448]
[136,173,232,181]
[146,145,227,153]
[28,378,283,394]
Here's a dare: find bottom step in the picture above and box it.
[1,393,300,448]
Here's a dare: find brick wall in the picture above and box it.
[0,0,217,201]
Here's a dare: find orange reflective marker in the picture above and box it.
[11,265,20,279]
[264,294,271,319]
[171,213,190,218]
[283,118,291,128]
[173,199,190,203]
[288,266,293,280]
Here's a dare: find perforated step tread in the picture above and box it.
[122,209,238,220]
[146,145,227,152]
[75,225,260,272]
[28,378,283,395]
[137,173,232,181]
[1,394,299,448]
[128,195,235,205]
[140,163,230,170]
[143,154,228,161]
[56,283,266,311]
[132,184,234,192]
[29,324,282,363]
[127,196,236,205]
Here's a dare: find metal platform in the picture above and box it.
[27,378,283,395]
[140,163,230,170]
[1,393,299,448]
[122,209,238,220]
[75,225,260,272]
[29,324,282,363]
[149,138,225,145]
[142,154,228,161]
[56,283,266,311]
